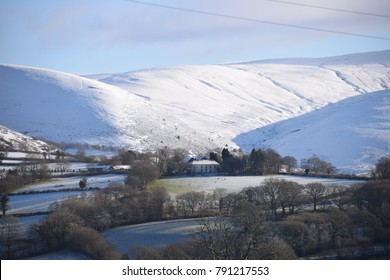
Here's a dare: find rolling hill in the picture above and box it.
[234,90,390,174]
[1,50,389,172]
[99,50,390,149]
[0,64,216,153]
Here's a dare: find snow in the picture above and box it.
[6,173,125,214]
[8,191,90,214]
[234,90,390,174]
[64,148,117,158]
[13,174,126,193]
[0,125,58,153]
[0,64,215,153]
[1,50,389,173]
[158,175,366,196]
[103,218,201,254]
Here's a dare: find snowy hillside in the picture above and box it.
[0,124,58,153]
[1,50,389,172]
[100,50,390,150]
[235,90,390,174]
[0,64,216,152]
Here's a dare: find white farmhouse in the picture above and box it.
[189,159,220,174]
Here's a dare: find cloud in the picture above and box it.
[1,0,388,73]
[4,0,388,50]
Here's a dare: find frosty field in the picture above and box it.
[7,174,126,214]
[103,218,201,255]
[153,175,366,195]
[14,173,126,193]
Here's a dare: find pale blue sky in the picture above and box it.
[1,0,389,74]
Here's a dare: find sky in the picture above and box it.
[1,0,389,74]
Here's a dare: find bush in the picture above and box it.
[69,226,121,259]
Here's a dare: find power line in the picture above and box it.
[125,0,390,41]
[264,0,390,19]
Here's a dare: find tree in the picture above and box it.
[0,194,10,216]
[305,183,327,211]
[221,148,230,163]
[376,156,390,180]
[0,152,7,164]
[79,177,88,189]
[277,180,303,215]
[149,187,169,220]
[176,191,205,217]
[212,188,228,213]
[282,156,297,173]
[197,215,238,259]
[301,155,336,175]
[0,216,22,259]
[29,209,82,250]
[249,148,264,174]
[275,220,317,256]
[196,203,270,260]
[129,158,160,189]
[328,185,351,211]
[31,163,51,181]
[69,226,121,259]
[263,149,282,174]
[258,178,281,217]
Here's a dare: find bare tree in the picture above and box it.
[129,158,160,189]
[0,216,22,259]
[212,188,228,213]
[376,156,390,180]
[149,187,169,220]
[301,155,336,175]
[196,203,270,260]
[258,178,281,217]
[176,191,205,216]
[277,180,303,215]
[197,215,238,260]
[69,226,121,259]
[328,185,351,211]
[275,220,317,256]
[306,183,327,211]
[282,156,297,173]
[0,194,10,216]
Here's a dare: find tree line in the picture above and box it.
[1,150,389,259]
[1,175,389,260]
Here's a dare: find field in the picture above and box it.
[151,175,366,196]
[103,218,201,255]
[8,174,126,214]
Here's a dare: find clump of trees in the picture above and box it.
[375,156,390,180]
[301,155,336,175]
[0,164,52,193]
[218,147,297,176]
[127,177,390,260]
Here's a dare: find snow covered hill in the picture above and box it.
[0,64,216,153]
[1,50,389,172]
[99,50,390,150]
[0,124,58,153]
[234,90,390,174]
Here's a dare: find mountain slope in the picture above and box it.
[234,90,390,174]
[0,64,216,152]
[1,50,389,173]
[0,124,59,153]
[99,50,390,149]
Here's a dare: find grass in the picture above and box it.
[146,179,191,195]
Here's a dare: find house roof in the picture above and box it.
[189,160,219,166]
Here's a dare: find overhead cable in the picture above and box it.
[125,0,390,41]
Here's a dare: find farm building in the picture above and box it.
[189,159,220,174]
